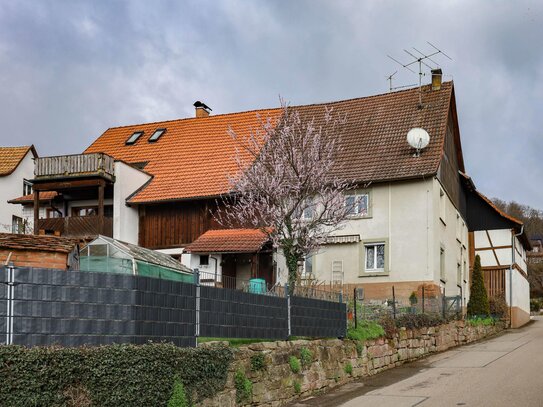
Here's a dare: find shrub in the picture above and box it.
[409,292,418,305]
[489,294,508,318]
[467,255,490,317]
[289,356,301,374]
[0,343,233,407]
[300,347,313,368]
[467,316,496,326]
[395,313,445,329]
[346,321,385,341]
[234,370,253,404]
[530,298,543,312]
[168,376,188,407]
[250,352,266,371]
[379,314,397,338]
[293,380,301,394]
[344,362,353,375]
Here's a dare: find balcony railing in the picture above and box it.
[37,216,113,238]
[34,153,115,181]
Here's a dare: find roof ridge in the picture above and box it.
[100,82,453,131]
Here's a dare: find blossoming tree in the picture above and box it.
[216,100,356,291]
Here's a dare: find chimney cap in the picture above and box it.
[193,101,212,112]
[431,68,442,75]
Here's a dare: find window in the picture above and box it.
[149,128,166,142]
[71,205,113,217]
[439,189,446,224]
[331,260,344,283]
[440,247,446,282]
[46,208,62,219]
[302,198,316,220]
[302,256,313,278]
[23,179,32,196]
[11,216,24,234]
[199,254,209,266]
[345,192,369,217]
[365,243,385,272]
[126,131,144,145]
[457,262,462,284]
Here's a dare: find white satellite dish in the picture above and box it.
[406,128,430,156]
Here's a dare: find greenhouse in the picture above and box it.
[80,235,193,283]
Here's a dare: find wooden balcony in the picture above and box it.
[34,153,115,182]
[37,216,113,238]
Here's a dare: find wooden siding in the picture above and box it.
[138,200,224,249]
[438,111,466,217]
[483,268,506,299]
[35,153,115,181]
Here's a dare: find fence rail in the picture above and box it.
[34,153,115,180]
[0,266,346,347]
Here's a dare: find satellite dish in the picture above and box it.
[407,128,430,156]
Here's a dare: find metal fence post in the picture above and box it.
[194,268,200,346]
[285,283,291,339]
[392,286,396,319]
[422,286,425,314]
[353,288,358,329]
[5,263,15,345]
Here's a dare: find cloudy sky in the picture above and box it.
[0,1,541,208]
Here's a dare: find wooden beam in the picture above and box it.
[33,178,106,191]
[33,190,40,235]
[98,184,105,234]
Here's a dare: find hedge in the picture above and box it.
[0,343,233,407]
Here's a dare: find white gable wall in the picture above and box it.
[0,151,34,232]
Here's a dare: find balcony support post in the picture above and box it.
[33,189,40,235]
[98,182,105,235]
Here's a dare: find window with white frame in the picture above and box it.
[302,198,316,220]
[302,256,313,278]
[331,260,344,283]
[364,243,385,272]
[345,192,369,217]
[23,179,32,196]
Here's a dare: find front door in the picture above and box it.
[258,252,274,287]
[221,254,237,289]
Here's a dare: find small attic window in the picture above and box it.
[149,128,166,142]
[126,131,144,145]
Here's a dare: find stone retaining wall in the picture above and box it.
[199,321,504,406]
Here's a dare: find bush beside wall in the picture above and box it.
[0,343,233,407]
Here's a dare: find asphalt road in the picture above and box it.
[291,317,543,407]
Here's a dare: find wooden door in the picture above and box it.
[221,254,237,289]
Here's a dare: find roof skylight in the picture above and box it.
[149,128,166,142]
[126,131,144,145]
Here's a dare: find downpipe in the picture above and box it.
[510,226,524,328]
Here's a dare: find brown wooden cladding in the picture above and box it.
[138,199,224,249]
[483,268,506,299]
[38,216,113,238]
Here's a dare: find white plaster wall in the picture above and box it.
[0,151,34,232]
[304,178,469,294]
[505,268,530,315]
[113,161,151,244]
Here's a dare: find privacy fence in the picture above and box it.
[0,266,346,347]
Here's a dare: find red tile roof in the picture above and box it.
[185,229,269,253]
[84,83,455,203]
[0,146,36,176]
[8,191,58,204]
[0,233,79,253]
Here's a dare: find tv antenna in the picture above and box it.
[387,42,452,106]
[386,71,417,93]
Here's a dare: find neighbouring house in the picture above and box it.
[0,233,80,270]
[461,173,531,328]
[79,235,193,282]
[10,154,151,243]
[0,146,37,234]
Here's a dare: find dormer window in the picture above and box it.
[149,128,166,142]
[126,131,144,145]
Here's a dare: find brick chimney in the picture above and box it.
[431,69,442,91]
[194,101,212,118]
